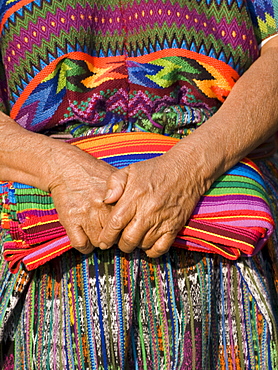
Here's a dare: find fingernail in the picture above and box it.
[99,242,108,250]
[103,189,113,201]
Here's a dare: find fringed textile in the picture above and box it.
[0,0,278,368]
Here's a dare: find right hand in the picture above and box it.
[47,144,118,254]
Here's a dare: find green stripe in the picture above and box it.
[137,289,148,370]
[183,263,196,370]
[232,265,245,369]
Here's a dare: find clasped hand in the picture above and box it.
[50,145,207,258]
[98,152,204,258]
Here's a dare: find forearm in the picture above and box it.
[0,113,105,192]
[169,38,278,188]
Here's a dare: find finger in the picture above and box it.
[103,168,128,204]
[66,224,95,254]
[139,226,164,251]
[98,202,136,249]
[84,223,103,250]
[117,219,148,253]
[145,232,177,258]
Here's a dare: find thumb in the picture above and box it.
[103,169,128,204]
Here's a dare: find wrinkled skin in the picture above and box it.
[95,39,278,258]
[49,147,117,254]
[98,150,209,258]
[1,39,278,258]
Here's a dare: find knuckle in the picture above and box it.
[154,244,168,254]
[140,234,156,250]
[68,203,87,216]
[72,244,94,254]
[111,171,120,181]
[140,243,152,251]
[147,197,160,210]
[108,170,125,187]
[154,237,172,254]
[109,214,124,230]
[121,233,138,247]
[68,232,94,254]
[118,241,136,254]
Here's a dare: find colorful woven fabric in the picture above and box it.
[0,0,277,137]
[0,0,278,369]
[0,133,274,273]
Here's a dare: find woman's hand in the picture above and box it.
[0,115,119,254]
[98,148,212,258]
[48,145,117,254]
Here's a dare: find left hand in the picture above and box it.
[98,151,210,258]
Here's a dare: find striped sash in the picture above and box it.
[1,132,274,273]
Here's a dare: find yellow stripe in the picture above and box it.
[6,239,24,243]
[203,193,266,200]
[98,151,167,160]
[243,159,262,175]
[22,219,60,230]
[183,236,239,259]
[185,226,255,249]
[195,215,272,222]
[78,141,174,153]
[25,244,71,267]
[12,207,56,213]
[73,133,178,151]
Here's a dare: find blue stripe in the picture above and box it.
[219,260,229,370]
[103,153,163,168]
[82,255,97,369]
[131,326,139,370]
[115,249,125,366]
[93,252,109,369]
[164,254,179,368]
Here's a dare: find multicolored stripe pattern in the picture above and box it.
[0,0,277,136]
[0,133,274,273]
[0,0,278,368]
[1,226,278,369]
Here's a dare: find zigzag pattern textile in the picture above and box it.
[0,0,278,369]
[0,0,277,136]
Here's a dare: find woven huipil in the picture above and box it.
[0,0,278,368]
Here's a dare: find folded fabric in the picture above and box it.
[1,132,274,273]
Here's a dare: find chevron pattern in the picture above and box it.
[0,0,278,368]
[0,0,277,135]
[11,50,238,131]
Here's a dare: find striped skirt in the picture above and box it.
[0,156,278,369]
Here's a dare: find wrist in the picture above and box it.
[166,126,231,194]
[45,141,117,193]
[163,141,216,199]
[0,121,87,191]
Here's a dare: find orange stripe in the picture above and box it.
[72,132,178,145]
[199,193,266,199]
[128,49,239,84]
[10,49,239,120]
[185,226,255,249]
[194,215,273,222]
[10,53,126,119]
[174,237,239,259]
[76,139,175,151]
[73,134,178,152]
[0,0,34,34]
